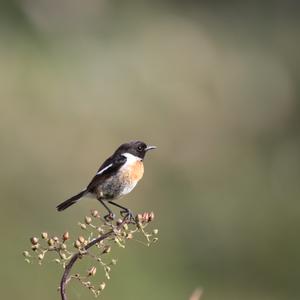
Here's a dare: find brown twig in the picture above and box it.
[59,215,130,300]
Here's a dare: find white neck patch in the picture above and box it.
[122,152,142,163]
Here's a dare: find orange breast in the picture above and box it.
[130,160,144,182]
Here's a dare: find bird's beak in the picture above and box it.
[145,145,157,151]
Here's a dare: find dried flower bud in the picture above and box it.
[135,214,143,223]
[88,266,97,276]
[60,253,67,260]
[153,237,158,243]
[123,223,129,231]
[54,259,61,264]
[78,236,85,243]
[153,229,159,235]
[23,251,30,258]
[41,232,48,239]
[38,253,44,260]
[30,237,39,245]
[60,243,67,250]
[126,233,133,240]
[85,216,92,225]
[31,244,39,251]
[97,227,104,233]
[48,238,55,246]
[99,282,106,291]
[74,240,81,248]
[80,223,87,230]
[116,219,123,226]
[142,212,149,222]
[62,231,69,241]
[102,245,111,254]
[53,236,59,243]
[91,210,99,217]
[111,259,117,265]
[148,211,155,221]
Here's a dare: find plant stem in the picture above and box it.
[60,216,129,300]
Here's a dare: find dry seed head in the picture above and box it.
[41,232,48,239]
[74,240,81,248]
[91,209,99,217]
[60,253,67,260]
[78,236,85,243]
[88,266,97,276]
[31,244,39,251]
[126,233,133,239]
[48,238,55,246]
[30,237,39,245]
[99,282,106,291]
[97,227,104,233]
[148,211,155,222]
[23,251,30,258]
[136,214,143,223]
[153,229,159,235]
[62,232,69,241]
[116,219,123,226]
[61,243,67,250]
[80,223,87,230]
[85,216,92,225]
[53,236,59,242]
[38,253,44,260]
[111,259,117,265]
[102,245,111,254]
[142,212,149,222]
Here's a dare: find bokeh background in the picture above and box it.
[1,1,300,299]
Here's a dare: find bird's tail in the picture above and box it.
[56,190,86,211]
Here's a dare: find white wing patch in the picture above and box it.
[96,163,113,175]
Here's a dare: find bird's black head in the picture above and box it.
[115,140,157,159]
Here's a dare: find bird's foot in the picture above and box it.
[120,209,135,223]
[104,212,116,222]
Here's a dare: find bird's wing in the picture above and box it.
[86,154,127,192]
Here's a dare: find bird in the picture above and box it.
[56,140,156,220]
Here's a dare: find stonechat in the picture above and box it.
[56,141,156,220]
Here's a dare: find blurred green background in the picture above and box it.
[1,1,300,299]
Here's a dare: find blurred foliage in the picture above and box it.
[0,1,300,300]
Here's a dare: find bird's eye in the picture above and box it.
[137,145,143,152]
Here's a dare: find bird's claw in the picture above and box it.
[104,212,115,222]
[120,210,135,223]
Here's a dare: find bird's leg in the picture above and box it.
[108,201,135,222]
[98,198,115,221]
